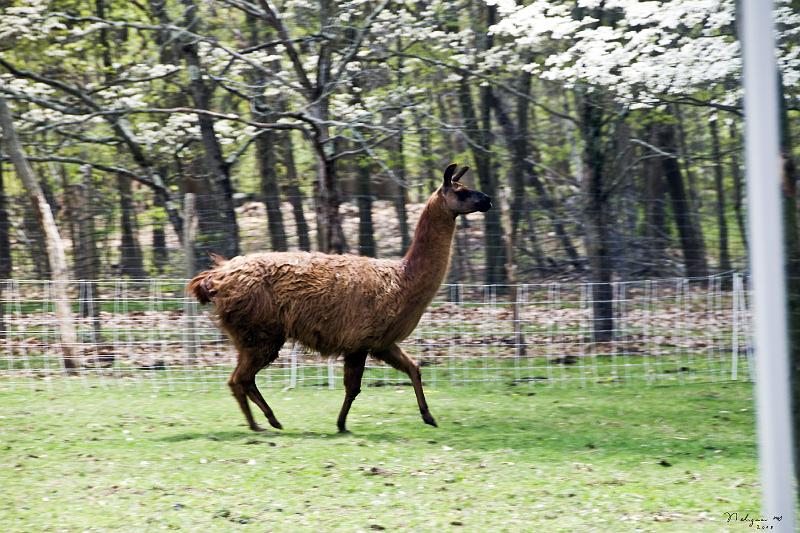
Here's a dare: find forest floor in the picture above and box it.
[0,379,762,532]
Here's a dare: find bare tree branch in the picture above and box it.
[328,0,391,88]
[0,154,150,182]
[255,0,315,95]
[390,53,579,124]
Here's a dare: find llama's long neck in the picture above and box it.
[400,193,456,297]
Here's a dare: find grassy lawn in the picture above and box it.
[0,379,760,532]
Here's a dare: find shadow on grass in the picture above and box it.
[147,382,755,464]
[158,428,403,443]
[158,430,258,442]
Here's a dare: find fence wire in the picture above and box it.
[0,273,752,390]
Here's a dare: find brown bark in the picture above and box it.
[279,132,311,251]
[179,0,240,260]
[247,14,287,253]
[356,157,377,257]
[490,86,581,270]
[0,161,10,338]
[414,108,434,201]
[457,77,507,285]
[117,173,147,278]
[727,122,748,254]
[778,77,800,489]
[151,184,168,274]
[577,89,614,343]
[256,130,288,252]
[0,97,78,370]
[656,121,709,279]
[709,117,731,274]
[22,190,51,278]
[0,161,11,279]
[71,166,100,282]
[392,40,411,253]
[641,125,667,272]
[70,165,103,345]
[674,105,701,210]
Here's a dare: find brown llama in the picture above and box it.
[187,164,492,432]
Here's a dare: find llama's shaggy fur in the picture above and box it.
[188,164,491,432]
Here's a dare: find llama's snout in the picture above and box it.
[477,193,492,212]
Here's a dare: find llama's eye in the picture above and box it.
[455,190,470,201]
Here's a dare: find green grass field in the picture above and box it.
[0,379,760,532]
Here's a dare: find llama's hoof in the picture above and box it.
[268,419,283,430]
[422,413,438,427]
[250,424,267,432]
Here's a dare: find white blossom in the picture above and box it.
[487,0,797,108]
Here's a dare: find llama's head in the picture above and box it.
[439,163,492,215]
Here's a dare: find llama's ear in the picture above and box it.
[453,166,470,182]
[208,252,228,266]
[443,163,458,188]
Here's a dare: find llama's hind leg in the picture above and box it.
[336,350,368,433]
[229,342,283,432]
[373,344,437,427]
[228,364,262,432]
[243,344,284,430]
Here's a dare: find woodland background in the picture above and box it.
[0,0,798,307]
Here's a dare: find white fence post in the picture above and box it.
[741,0,796,527]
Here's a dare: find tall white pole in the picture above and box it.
[741,1,796,528]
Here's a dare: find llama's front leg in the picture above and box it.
[373,344,437,427]
[337,351,368,433]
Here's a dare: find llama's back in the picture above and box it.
[188,252,407,354]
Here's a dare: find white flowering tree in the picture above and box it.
[480,0,798,340]
[1,0,793,290]
[0,0,422,262]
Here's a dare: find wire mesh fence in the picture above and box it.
[0,272,752,390]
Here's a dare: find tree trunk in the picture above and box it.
[489,84,581,270]
[642,125,667,274]
[577,89,614,343]
[392,40,411,253]
[414,109,434,200]
[151,183,168,274]
[510,71,530,239]
[22,190,51,278]
[70,167,99,281]
[390,137,410,255]
[72,165,103,345]
[311,120,347,254]
[727,122,748,255]
[778,76,800,490]
[279,132,311,251]
[256,130,288,252]
[247,13,287,253]
[0,97,78,371]
[709,116,731,275]
[523,200,548,271]
[674,105,701,210]
[0,161,10,338]
[0,161,10,278]
[656,121,709,279]
[308,0,346,254]
[117,172,147,278]
[457,77,506,285]
[183,192,198,357]
[179,0,240,260]
[356,157,377,257]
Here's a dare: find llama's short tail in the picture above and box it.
[186,254,228,304]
